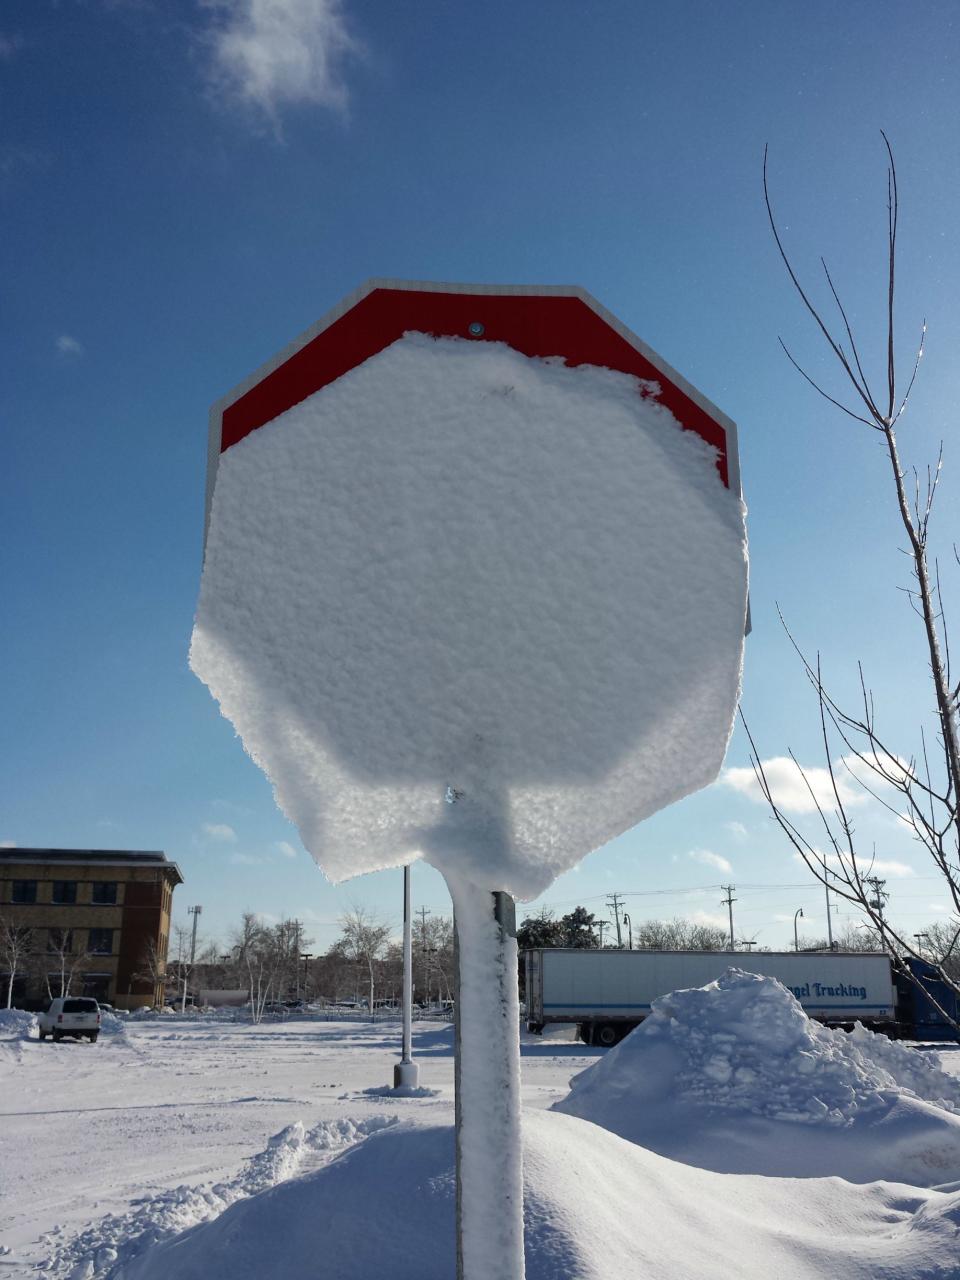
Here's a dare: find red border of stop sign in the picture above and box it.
[205,280,741,545]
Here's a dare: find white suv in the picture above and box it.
[38,997,101,1043]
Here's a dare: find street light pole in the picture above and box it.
[394,865,420,1088]
[622,913,633,950]
[794,907,804,952]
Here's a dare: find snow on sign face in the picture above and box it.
[191,282,748,900]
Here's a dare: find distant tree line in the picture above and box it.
[156,906,454,1021]
[516,907,730,954]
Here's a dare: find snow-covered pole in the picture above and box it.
[450,874,524,1280]
[394,864,419,1088]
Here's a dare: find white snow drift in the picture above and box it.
[191,334,748,898]
[116,1111,960,1280]
[555,968,960,1184]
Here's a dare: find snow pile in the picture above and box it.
[555,969,960,1184]
[847,1021,960,1111]
[0,1008,38,1039]
[99,1009,126,1036]
[107,1111,960,1280]
[192,334,747,898]
[40,1117,398,1278]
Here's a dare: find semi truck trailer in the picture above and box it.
[524,948,900,1046]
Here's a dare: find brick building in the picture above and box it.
[0,849,182,1010]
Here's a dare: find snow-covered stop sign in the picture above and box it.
[191,280,748,900]
[191,279,748,1280]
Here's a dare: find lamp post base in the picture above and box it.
[393,1060,421,1089]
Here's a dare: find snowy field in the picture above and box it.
[3,977,960,1279]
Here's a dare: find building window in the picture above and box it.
[82,974,111,1001]
[47,928,74,954]
[91,881,118,905]
[51,881,78,905]
[11,881,37,904]
[87,928,114,955]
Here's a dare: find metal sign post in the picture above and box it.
[453,888,522,1280]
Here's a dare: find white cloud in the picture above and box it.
[204,0,361,125]
[687,848,732,874]
[867,859,916,879]
[724,820,748,841]
[275,840,298,858]
[793,851,916,880]
[56,334,83,356]
[838,751,911,791]
[722,756,869,814]
[690,909,729,931]
[229,851,264,865]
[201,821,237,842]
[0,839,16,848]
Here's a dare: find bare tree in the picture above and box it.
[752,135,960,1031]
[796,921,887,954]
[338,905,391,1014]
[413,913,454,1005]
[232,913,283,1022]
[634,917,730,952]
[0,914,33,1008]
[36,928,91,1000]
[134,938,170,1007]
[920,921,960,983]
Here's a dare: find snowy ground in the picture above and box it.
[2,1000,960,1279]
[0,1015,589,1277]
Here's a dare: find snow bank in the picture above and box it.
[99,1009,126,1036]
[555,968,960,1185]
[192,334,747,899]
[0,1008,38,1040]
[847,1021,960,1111]
[40,1117,398,1279]
[113,1111,960,1280]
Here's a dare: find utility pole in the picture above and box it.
[418,906,432,1004]
[606,893,624,948]
[864,876,888,924]
[914,932,930,957]
[597,920,606,948]
[822,854,835,950]
[182,905,202,1013]
[720,886,736,952]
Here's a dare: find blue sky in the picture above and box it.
[3,0,959,955]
